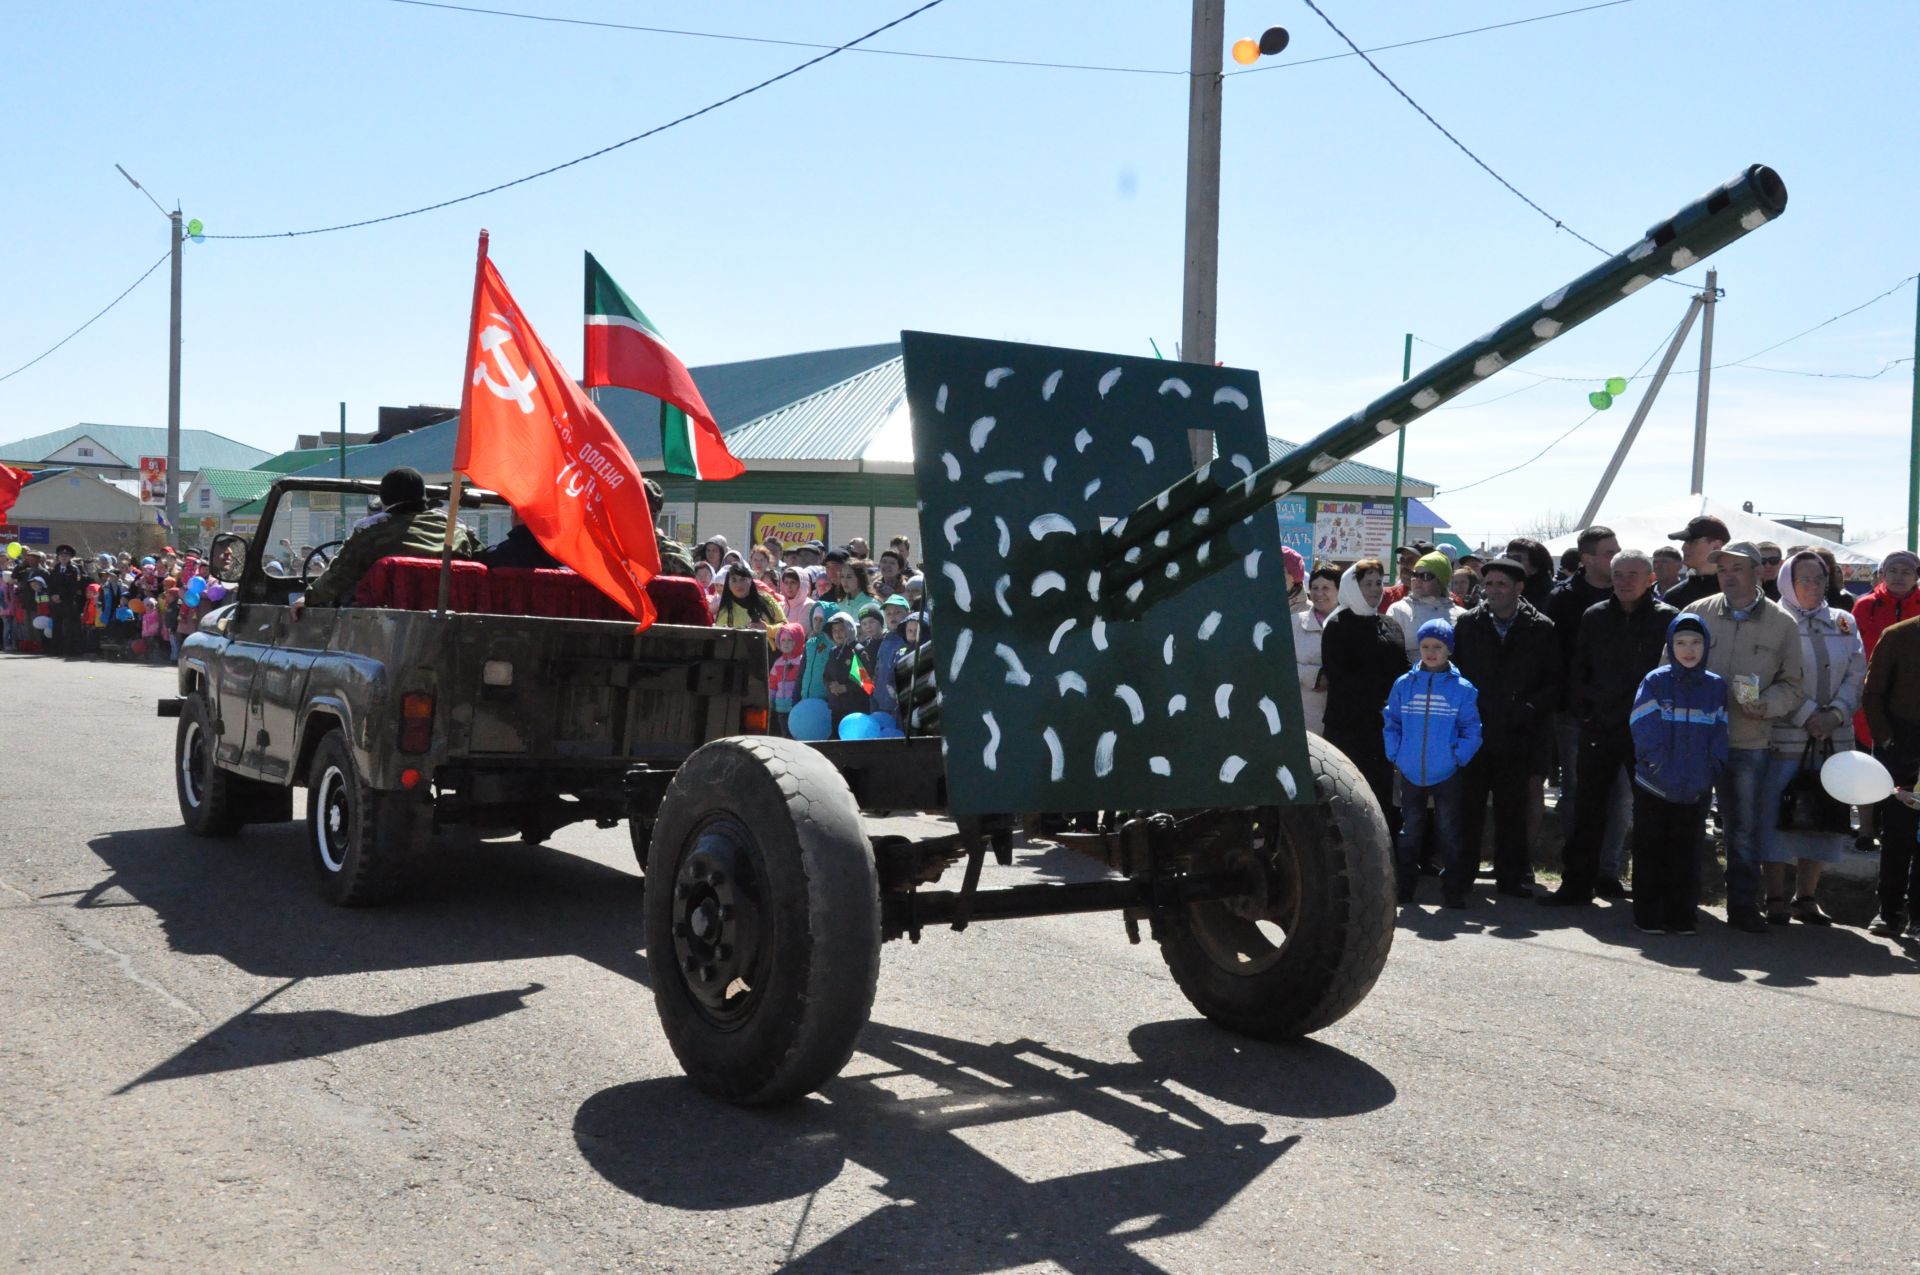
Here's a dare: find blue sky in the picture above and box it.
[3,0,1914,544]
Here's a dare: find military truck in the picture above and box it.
[633,165,1788,1105]
[160,476,763,905]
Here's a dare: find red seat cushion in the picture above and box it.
[647,576,713,627]
[352,557,490,612]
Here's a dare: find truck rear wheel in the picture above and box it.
[645,736,879,1105]
[306,731,422,906]
[175,694,244,837]
[1157,733,1396,1039]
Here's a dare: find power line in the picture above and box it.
[1736,356,1914,381]
[0,249,170,386]
[1436,312,1684,495]
[1721,272,1919,366]
[380,0,1638,79]
[1298,0,1691,289]
[208,0,949,240]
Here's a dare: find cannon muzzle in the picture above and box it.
[1101,163,1788,617]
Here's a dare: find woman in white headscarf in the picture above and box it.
[1319,558,1409,834]
[1291,564,1342,734]
[1763,549,1867,924]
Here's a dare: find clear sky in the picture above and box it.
[3,0,1915,546]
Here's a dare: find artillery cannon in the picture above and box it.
[637,165,1786,1105]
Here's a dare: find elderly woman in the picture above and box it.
[1320,558,1409,833]
[1763,549,1867,924]
[1292,564,1342,735]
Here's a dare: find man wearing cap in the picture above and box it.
[1682,541,1804,931]
[290,467,477,618]
[46,544,83,655]
[1662,514,1731,610]
[1452,557,1561,896]
[1386,550,1463,664]
[797,540,825,569]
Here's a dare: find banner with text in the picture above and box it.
[138,456,168,506]
[751,510,830,550]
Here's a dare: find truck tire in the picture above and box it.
[645,736,879,1105]
[305,730,422,906]
[175,693,245,837]
[627,817,652,872]
[1157,732,1396,1039]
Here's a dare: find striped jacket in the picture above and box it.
[1382,663,1482,786]
[1629,615,1729,803]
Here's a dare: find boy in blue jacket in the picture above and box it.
[1627,613,1728,934]
[1383,619,1483,907]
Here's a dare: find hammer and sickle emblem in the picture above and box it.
[472,315,538,414]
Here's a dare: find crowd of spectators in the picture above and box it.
[3,542,229,662]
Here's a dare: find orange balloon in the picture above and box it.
[1231,38,1260,65]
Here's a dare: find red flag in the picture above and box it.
[453,239,661,626]
[0,463,28,523]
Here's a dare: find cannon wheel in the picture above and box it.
[645,736,879,1105]
[1157,732,1396,1039]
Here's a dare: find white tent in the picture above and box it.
[1845,527,1915,565]
[1544,494,1871,564]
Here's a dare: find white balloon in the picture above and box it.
[1820,750,1894,807]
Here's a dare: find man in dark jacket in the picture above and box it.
[1546,526,1622,884]
[1452,558,1560,896]
[46,544,84,655]
[291,467,477,615]
[1660,513,1730,610]
[1544,549,1678,906]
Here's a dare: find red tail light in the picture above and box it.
[399,692,435,753]
[741,706,769,734]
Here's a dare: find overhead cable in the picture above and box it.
[0,250,170,386]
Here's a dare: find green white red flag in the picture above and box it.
[581,252,743,481]
[453,235,660,627]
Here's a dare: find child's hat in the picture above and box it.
[884,593,910,610]
[1415,618,1456,653]
[825,609,855,630]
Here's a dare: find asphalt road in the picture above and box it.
[4,654,1917,1274]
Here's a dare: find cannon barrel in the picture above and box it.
[1103,163,1788,615]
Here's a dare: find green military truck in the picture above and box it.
[160,476,764,905]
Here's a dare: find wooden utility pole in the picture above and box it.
[1181,0,1224,467]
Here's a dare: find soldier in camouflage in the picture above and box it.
[291,468,477,616]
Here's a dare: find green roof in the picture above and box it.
[196,467,279,505]
[257,445,374,474]
[0,422,272,471]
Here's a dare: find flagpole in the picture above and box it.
[439,229,489,618]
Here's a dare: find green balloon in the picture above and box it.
[1605,376,1628,395]
[1588,390,1614,410]
[186,218,204,236]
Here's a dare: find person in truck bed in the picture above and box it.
[291,467,477,617]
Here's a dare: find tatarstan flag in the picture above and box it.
[581,252,744,481]
[455,235,660,627]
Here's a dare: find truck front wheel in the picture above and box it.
[644,737,879,1105]
[306,731,422,906]
[175,694,244,837]
[1157,732,1396,1039]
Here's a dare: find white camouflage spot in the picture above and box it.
[1411,388,1440,410]
[1740,208,1768,230]
[1131,436,1155,464]
[1042,455,1057,482]
[1093,731,1117,777]
[1277,766,1297,799]
[1098,367,1123,399]
[1043,727,1065,781]
[1091,618,1109,651]
[1214,386,1249,410]
[935,384,948,413]
[1158,377,1191,398]
[1627,238,1655,262]
[1168,694,1188,716]
[1192,506,1210,527]
[1074,428,1093,453]
[981,711,1000,771]
[1532,317,1563,339]
[943,562,973,612]
[969,417,997,453]
[1113,684,1145,725]
[1164,562,1181,579]
[994,575,1014,617]
[1149,756,1172,776]
[1473,352,1506,378]
[984,366,1014,388]
[1163,634,1175,666]
[1083,478,1102,500]
[1057,671,1087,695]
[1541,286,1568,311]
[995,516,1011,557]
[1375,417,1401,436]
[1196,542,1211,566]
[1257,696,1281,735]
[1215,683,1233,718]
[943,506,972,550]
[1253,620,1273,651]
[1048,618,1077,654]
[1156,491,1170,512]
[1229,453,1253,477]
[1197,611,1222,640]
[1154,529,1171,549]
[985,470,1024,484]
[994,642,1031,686]
[1126,579,1145,603]
[1244,549,1262,579]
[1620,275,1654,295]
[1042,369,1063,401]
[1307,454,1337,474]
[941,452,961,482]
[1030,513,1075,539]
[1086,569,1102,601]
[1218,755,1247,783]
[1670,246,1698,269]
[950,627,973,679]
[1030,571,1067,597]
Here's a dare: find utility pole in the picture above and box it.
[1392,333,1411,551]
[166,206,183,544]
[1910,278,1919,553]
[1689,269,1717,494]
[1181,0,1224,467]
[1578,294,1706,528]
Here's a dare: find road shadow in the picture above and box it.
[70,824,648,983]
[574,1019,1392,1273]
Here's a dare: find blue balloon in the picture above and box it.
[837,712,878,741]
[115,606,134,621]
[868,711,899,736]
[787,698,832,742]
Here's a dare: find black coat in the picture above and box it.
[1569,595,1679,734]
[1452,602,1559,763]
[476,524,560,570]
[1546,573,1611,681]
[1320,608,1407,753]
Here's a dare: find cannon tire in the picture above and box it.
[645,736,879,1105]
[1157,733,1396,1039]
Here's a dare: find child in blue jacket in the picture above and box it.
[1383,619,1483,907]
[1626,613,1728,934]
